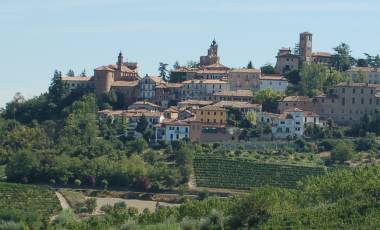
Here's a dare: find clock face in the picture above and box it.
[307,41,312,47]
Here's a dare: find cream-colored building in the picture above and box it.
[346,67,380,84]
[181,79,229,100]
[259,75,288,93]
[228,68,261,91]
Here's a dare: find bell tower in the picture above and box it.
[299,32,312,65]
[117,51,124,71]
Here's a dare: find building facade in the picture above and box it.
[228,68,261,91]
[259,75,289,93]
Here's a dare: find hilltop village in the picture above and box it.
[61,32,380,142]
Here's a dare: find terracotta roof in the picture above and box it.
[95,66,115,71]
[162,119,190,126]
[165,107,179,113]
[196,69,228,74]
[111,80,139,87]
[304,111,320,117]
[346,67,380,73]
[172,67,198,73]
[260,75,287,81]
[178,100,214,106]
[282,96,313,102]
[312,52,332,57]
[166,83,183,88]
[213,90,253,97]
[130,101,160,108]
[61,76,93,81]
[229,68,261,73]
[197,105,225,111]
[213,101,261,109]
[123,109,162,118]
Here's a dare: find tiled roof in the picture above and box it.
[284,107,303,113]
[162,119,190,126]
[95,66,115,71]
[213,90,253,97]
[182,79,228,84]
[61,76,93,81]
[229,68,261,73]
[260,75,287,81]
[123,109,163,118]
[178,100,214,106]
[130,101,160,108]
[197,105,225,111]
[282,96,313,102]
[213,101,261,109]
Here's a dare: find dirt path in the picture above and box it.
[55,191,70,209]
[93,197,179,213]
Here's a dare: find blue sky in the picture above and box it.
[1,0,379,108]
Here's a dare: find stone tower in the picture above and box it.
[117,51,123,70]
[200,39,220,66]
[299,32,313,65]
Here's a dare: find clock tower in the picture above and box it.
[299,32,312,65]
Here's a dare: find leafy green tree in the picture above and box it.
[299,63,345,97]
[365,53,380,69]
[331,141,354,163]
[284,70,301,85]
[260,64,276,74]
[356,58,368,67]
[353,70,369,83]
[332,43,354,71]
[254,89,283,113]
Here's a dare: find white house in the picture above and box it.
[155,120,190,142]
[259,75,288,93]
[271,108,304,139]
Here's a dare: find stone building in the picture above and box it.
[278,96,315,113]
[213,90,254,103]
[275,32,333,74]
[259,75,288,93]
[181,79,229,101]
[228,68,261,91]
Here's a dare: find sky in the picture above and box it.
[1,0,380,108]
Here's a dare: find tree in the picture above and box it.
[254,89,283,113]
[284,70,301,85]
[80,69,87,77]
[246,111,257,126]
[354,70,368,83]
[186,60,198,68]
[247,61,253,69]
[158,62,170,82]
[332,43,354,71]
[136,115,148,133]
[331,141,354,163]
[260,64,276,74]
[173,61,180,70]
[48,70,66,104]
[365,53,380,69]
[357,58,368,67]
[299,63,346,97]
[67,69,75,77]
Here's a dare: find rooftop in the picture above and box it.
[312,52,332,57]
[213,101,261,109]
[282,96,313,102]
[61,76,93,81]
[182,79,228,84]
[336,82,380,88]
[111,80,139,87]
[196,105,225,111]
[213,90,253,97]
[178,100,214,106]
[229,68,261,73]
[260,75,287,81]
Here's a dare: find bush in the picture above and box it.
[74,179,81,187]
[199,189,209,201]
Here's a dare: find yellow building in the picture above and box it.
[194,105,227,124]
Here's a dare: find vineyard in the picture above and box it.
[193,156,326,189]
[0,183,61,221]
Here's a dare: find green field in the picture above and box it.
[0,183,61,222]
[193,156,326,189]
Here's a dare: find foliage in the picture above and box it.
[348,111,380,136]
[158,62,170,82]
[193,156,325,189]
[364,53,380,69]
[332,43,355,71]
[247,61,253,69]
[299,63,346,97]
[0,182,61,228]
[253,89,283,113]
[260,64,276,74]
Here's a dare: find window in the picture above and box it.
[369,99,372,105]
[342,88,345,93]
[352,98,355,104]
[353,88,356,94]
[214,112,216,115]
[176,134,179,139]
[361,98,364,104]
[185,127,188,133]
[213,119,216,123]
